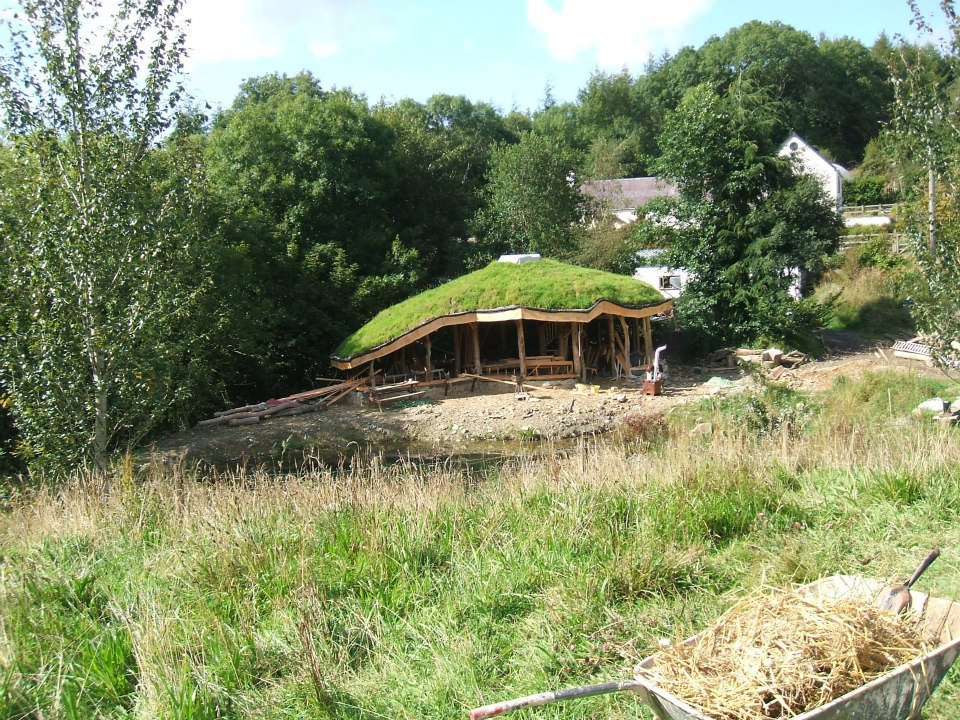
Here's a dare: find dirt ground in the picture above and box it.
[147,343,954,468]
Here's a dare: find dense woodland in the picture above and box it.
[0,0,958,472]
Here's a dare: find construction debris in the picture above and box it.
[914,397,960,425]
[196,376,365,428]
[893,337,934,365]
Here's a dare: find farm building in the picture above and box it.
[330,255,673,386]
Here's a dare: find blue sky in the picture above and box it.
[176,0,943,111]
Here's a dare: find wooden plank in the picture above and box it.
[425,334,433,379]
[460,373,529,389]
[373,391,426,405]
[516,319,527,379]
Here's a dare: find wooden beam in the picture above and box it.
[570,322,582,379]
[619,316,631,374]
[425,334,432,379]
[606,315,617,377]
[642,316,654,366]
[453,325,461,376]
[471,322,481,373]
[516,319,527,379]
[632,318,640,354]
[369,362,376,387]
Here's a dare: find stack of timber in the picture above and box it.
[196,377,364,428]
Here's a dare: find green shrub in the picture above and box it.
[843,175,894,205]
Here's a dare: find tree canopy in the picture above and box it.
[632,84,842,349]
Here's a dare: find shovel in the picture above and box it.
[877,548,941,614]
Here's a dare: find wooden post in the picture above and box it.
[425,334,432,380]
[571,322,582,379]
[642,316,654,367]
[400,346,408,376]
[516,319,527,379]
[471,323,481,373]
[369,361,376,387]
[606,315,616,377]
[453,326,461,377]
[632,318,641,355]
[619,316,631,375]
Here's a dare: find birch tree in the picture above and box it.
[889,0,960,367]
[0,0,215,471]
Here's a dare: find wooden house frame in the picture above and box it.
[331,299,673,384]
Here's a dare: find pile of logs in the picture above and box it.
[196,377,364,428]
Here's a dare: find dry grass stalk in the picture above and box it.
[637,587,930,719]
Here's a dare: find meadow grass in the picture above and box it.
[1,371,960,719]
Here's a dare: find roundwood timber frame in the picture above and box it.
[330,299,673,370]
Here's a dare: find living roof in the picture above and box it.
[333,259,664,361]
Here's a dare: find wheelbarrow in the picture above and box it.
[470,574,960,720]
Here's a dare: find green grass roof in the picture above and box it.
[333,259,663,360]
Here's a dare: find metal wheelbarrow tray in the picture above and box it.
[632,575,960,720]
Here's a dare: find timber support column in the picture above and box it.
[607,315,616,377]
[453,326,461,376]
[571,322,583,380]
[516,319,527,379]
[619,316,631,374]
[471,323,481,373]
[642,316,654,366]
[425,334,433,380]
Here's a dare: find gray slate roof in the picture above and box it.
[581,177,678,210]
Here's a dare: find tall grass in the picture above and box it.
[1,372,959,719]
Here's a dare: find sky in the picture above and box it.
[1,0,947,113]
[178,0,944,113]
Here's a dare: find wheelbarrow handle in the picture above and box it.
[470,679,641,720]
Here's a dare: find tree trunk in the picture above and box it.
[516,320,527,379]
[928,159,937,256]
[90,349,109,469]
[471,323,482,373]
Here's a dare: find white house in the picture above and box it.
[778,134,851,210]
[632,249,690,299]
[583,135,843,299]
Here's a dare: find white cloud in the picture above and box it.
[180,0,365,65]
[183,0,284,64]
[526,0,712,67]
[309,41,340,59]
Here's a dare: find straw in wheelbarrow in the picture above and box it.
[636,586,931,720]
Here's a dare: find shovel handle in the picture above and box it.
[906,548,940,588]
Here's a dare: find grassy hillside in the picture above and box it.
[2,371,959,720]
[814,239,916,337]
[334,260,663,360]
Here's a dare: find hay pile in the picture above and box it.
[636,587,929,719]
